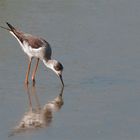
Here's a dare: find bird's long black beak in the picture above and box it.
[59,74,64,87]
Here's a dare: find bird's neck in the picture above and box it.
[43,59,54,70]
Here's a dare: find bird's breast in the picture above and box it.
[22,41,46,59]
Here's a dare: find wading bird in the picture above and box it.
[0,23,64,87]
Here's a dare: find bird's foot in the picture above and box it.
[32,78,36,86]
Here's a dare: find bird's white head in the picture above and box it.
[43,59,64,87]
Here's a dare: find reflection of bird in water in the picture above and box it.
[0,23,64,87]
[11,85,64,134]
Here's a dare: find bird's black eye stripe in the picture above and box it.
[54,62,63,71]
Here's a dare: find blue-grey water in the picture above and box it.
[0,0,140,139]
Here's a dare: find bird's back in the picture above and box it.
[6,22,52,60]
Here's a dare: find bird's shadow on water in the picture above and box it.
[9,85,64,136]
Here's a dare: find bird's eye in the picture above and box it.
[54,62,63,71]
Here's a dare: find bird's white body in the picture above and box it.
[2,22,64,86]
[10,31,48,60]
[22,41,47,60]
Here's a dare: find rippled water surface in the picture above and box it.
[0,0,140,139]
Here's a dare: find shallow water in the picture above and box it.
[0,0,140,139]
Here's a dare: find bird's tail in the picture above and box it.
[6,22,16,31]
[0,25,10,31]
[0,22,16,32]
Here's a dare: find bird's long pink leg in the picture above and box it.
[32,58,39,86]
[25,58,32,85]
